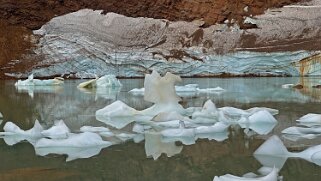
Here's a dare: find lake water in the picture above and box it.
[0,77,321,181]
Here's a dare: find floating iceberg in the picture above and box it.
[41,120,70,139]
[35,132,112,148]
[96,100,152,129]
[129,84,225,97]
[77,75,122,88]
[35,132,112,161]
[296,114,321,124]
[15,74,64,86]
[145,132,183,160]
[96,71,187,128]
[213,167,279,181]
[282,126,321,139]
[281,84,295,88]
[239,110,278,135]
[0,120,43,145]
[191,100,220,124]
[254,135,321,167]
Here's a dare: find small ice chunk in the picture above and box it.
[41,120,70,139]
[213,167,279,181]
[282,126,321,135]
[296,114,321,123]
[15,74,64,86]
[197,87,225,93]
[192,100,219,124]
[282,84,294,88]
[78,74,122,88]
[246,107,279,116]
[96,100,150,129]
[35,132,112,148]
[154,120,198,128]
[1,120,43,138]
[195,122,229,134]
[80,126,110,133]
[116,133,137,142]
[132,124,151,133]
[153,111,188,122]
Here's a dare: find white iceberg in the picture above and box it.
[296,114,321,124]
[0,120,43,146]
[282,126,321,135]
[96,100,152,129]
[192,100,220,124]
[239,110,278,135]
[77,74,122,88]
[195,122,229,134]
[129,84,225,97]
[145,132,183,160]
[41,120,70,139]
[35,132,112,161]
[35,132,112,148]
[96,71,188,128]
[15,74,64,86]
[80,126,114,137]
[213,167,279,181]
[254,135,321,167]
[281,84,295,88]
[35,145,108,162]
[115,133,137,142]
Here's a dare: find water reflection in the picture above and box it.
[0,77,320,180]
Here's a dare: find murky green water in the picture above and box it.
[0,77,321,181]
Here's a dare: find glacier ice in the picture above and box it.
[77,74,122,88]
[15,74,64,86]
[41,120,70,139]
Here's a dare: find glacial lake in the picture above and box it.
[0,77,321,181]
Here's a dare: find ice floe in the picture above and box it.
[296,113,321,124]
[15,74,64,86]
[254,135,321,167]
[35,132,112,161]
[77,74,122,88]
[129,84,225,98]
[41,120,70,139]
[213,167,279,181]
[0,120,43,146]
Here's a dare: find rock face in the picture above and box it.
[0,0,321,78]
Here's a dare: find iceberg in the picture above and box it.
[77,74,122,88]
[80,126,114,137]
[96,71,188,128]
[0,120,43,146]
[254,135,321,167]
[35,132,112,161]
[15,74,64,86]
[35,132,112,148]
[41,120,70,139]
[238,110,278,135]
[161,122,196,145]
[296,114,321,124]
[213,167,279,181]
[191,100,220,124]
[129,84,225,97]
